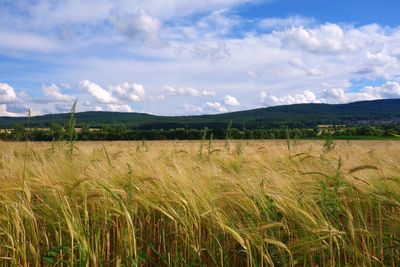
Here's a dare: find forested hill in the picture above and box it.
[1,99,400,129]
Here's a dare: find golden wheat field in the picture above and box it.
[0,139,399,266]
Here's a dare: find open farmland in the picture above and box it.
[0,140,399,266]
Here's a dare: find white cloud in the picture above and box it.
[259,16,314,30]
[307,68,324,76]
[287,57,324,76]
[56,21,400,114]
[0,31,59,52]
[223,95,240,106]
[2,0,400,116]
[149,95,165,101]
[191,42,230,62]
[169,13,231,44]
[113,8,161,44]
[275,23,349,53]
[273,23,360,53]
[246,70,258,78]
[0,104,23,117]
[288,57,304,68]
[259,81,400,106]
[79,80,147,108]
[183,103,203,113]
[103,104,134,112]
[110,82,145,102]
[13,0,113,27]
[259,90,318,106]
[130,0,256,20]
[79,79,117,104]
[163,85,215,96]
[365,81,400,98]
[0,83,17,103]
[362,52,400,78]
[321,81,400,103]
[205,102,227,113]
[0,0,257,34]
[42,84,75,102]
[79,101,133,112]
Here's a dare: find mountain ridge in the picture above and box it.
[1,98,399,129]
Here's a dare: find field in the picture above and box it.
[0,140,399,266]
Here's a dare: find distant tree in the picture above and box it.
[243,130,253,139]
[31,128,51,141]
[211,128,224,139]
[269,132,276,139]
[11,124,27,141]
[293,128,302,139]
[50,122,64,140]
[79,123,92,141]
[356,126,374,136]
[186,129,203,140]
[344,128,356,136]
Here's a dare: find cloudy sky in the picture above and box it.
[1,0,400,116]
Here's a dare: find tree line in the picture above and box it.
[2,122,400,141]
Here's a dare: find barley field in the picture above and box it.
[0,140,399,266]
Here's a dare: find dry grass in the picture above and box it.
[0,140,399,266]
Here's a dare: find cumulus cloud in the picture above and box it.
[79,80,117,104]
[113,8,161,44]
[191,42,230,62]
[321,81,400,103]
[42,84,75,102]
[148,95,165,101]
[361,52,400,78]
[184,101,234,114]
[259,81,400,106]
[223,95,240,106]
[259,90,318,106]
[79,100,133,113]
[205,102,227,113]
[110,82,145,102]
[0,83,17,103]
[288,57,324,76]
[77,80,145,112]
[278,23,346,53]
[2,0,400,116]
[288,57,304,68]
[163,85,215,96]
[170,9,240,41]
[103,104,134,112]
[0,83,31,116]
[365,81,400,98]
[0,104,23,116]
[259,16,314,30]
[183,103,203,113]
[307,68,324,76]
[6,103,31,114]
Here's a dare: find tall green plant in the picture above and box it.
[286,127,291,157]
[66,100,77,156]
[22,109,31,183]
[225,120,233,151]
[198,127,208,156]
[321,133,336,159]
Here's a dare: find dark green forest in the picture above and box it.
[1,99,400,129]
[4,122,400,142]
[1,99,400,141]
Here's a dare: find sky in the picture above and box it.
[0,0,399,116]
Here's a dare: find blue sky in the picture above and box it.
[0,0,399,116]
[238,0,400,27]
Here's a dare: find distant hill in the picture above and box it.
[1,99,400,129]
